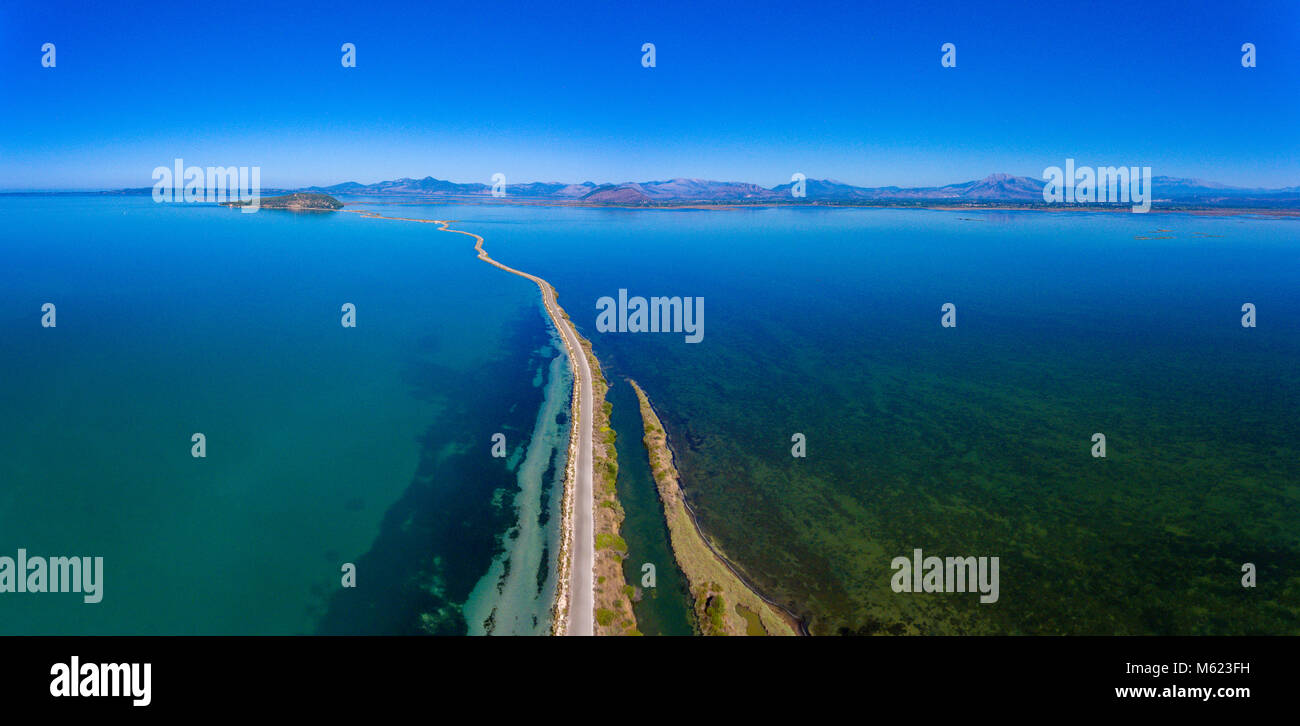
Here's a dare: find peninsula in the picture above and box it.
[629,379,799,636]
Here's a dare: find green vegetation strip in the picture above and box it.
[587,341,639,636]
[628,379,796,636]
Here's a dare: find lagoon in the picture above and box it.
[3,196,1297,635]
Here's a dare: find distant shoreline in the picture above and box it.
[342,197,1300,218]
[8,190,1300,218]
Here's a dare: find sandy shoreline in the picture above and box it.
[346,208,594,636]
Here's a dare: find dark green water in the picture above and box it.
[606,376,695,636]
[471,204,1300,636]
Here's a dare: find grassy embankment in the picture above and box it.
[583,336,639,635]
[628,379,796,636]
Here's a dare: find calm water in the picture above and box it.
[0,195,566,634]
[606,376,694,636]
[3,197,1297,635]
[472,204,1300,636]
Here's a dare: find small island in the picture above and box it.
[223,192,343,210]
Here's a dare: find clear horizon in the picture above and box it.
[2,0,1298,190]
[4,167,1299,195]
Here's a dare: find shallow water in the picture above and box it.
[0,196,554,634]
[474,204,1300,635]
[462,336,570,635]
[606,376,695,636]
[4,197,1296,635]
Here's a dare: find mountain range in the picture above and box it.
[303,173,1300,207]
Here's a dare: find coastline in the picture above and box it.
[584,339,640,635]
[439,220,594,636]
[319,194,1300,219]
[627,379,800,636]
[346,208,594,635]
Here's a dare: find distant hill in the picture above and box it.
[312,176,486,195]
[582,184,652,204]
[15,174,1300,209]
[298,174,1300,208]
[224,192,343,210]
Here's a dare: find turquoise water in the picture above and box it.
[0,196,566,634]
[4,197,1298,635]
[462,333,570,635]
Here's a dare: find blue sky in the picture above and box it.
[1,0,1298,190]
